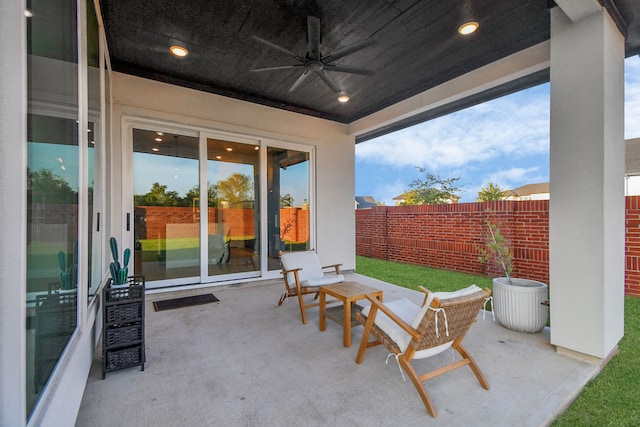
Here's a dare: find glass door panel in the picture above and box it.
[133,129,200,283]
[206,138,260,278]
[87,0,102,301]
[26,0,79,416]
[267,147,311,271]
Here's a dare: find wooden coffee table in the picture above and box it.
[319,281,383,347]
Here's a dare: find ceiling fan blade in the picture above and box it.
[323,64,375,76]
[323,38,374,63]
[315,70,340,93]
[289,69,313,92]
[252,35,304,62]
[251,65,303,72]
[307,16,321,61]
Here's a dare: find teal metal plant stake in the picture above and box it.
[57,241,78,290]
[109,237,131,286]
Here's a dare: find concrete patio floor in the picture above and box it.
[75,273,603,427]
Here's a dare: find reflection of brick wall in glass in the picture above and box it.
[133,205,311,244]
[280,207,309,243]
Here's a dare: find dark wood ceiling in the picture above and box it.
[99,0,640,124]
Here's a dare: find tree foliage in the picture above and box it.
[28,168,78,204]
[477,181,506,202]
[478,217,513,281]
[398,167,462,205]
[134,174,251,208]
[136,182,181,206]
[217,173,253,205]
[183,181,219,207]
[280,193,294,207]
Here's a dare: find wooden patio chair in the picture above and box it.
[355,284,492,417]
[279,250,344,324]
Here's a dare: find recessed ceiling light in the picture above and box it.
[155,137,162,142]
[215,155,222,160]
[24,9,33,18]
[226,147,233,152]
[156,132,163,136]
[458,22,479,35]
[254,146,260,151]
[337,91,350,103]
[152,147,159,152]
[169,45,189,57]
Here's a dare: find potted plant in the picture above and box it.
[109,237,131,288]
[479,216,549,333]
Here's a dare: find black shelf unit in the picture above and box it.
[102,275,145,379]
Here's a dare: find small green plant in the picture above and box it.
[109,237,131,286]
[57,241,78,290]
[478,216,513,283]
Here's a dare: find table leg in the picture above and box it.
[343,300,352,347]
[319,291,326,331]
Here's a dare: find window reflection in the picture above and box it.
[26,114,79,412]
[206,138,260,277]
[133,129,200,282]
[26,0,79,417]
[267,147,311,271]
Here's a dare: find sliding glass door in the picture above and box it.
[266,147,312,271]
[132,129,200,284]
[205,137,260,280]
[128,123,312,286]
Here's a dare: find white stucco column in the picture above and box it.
[549,5,625,360]
[0,2,28,426]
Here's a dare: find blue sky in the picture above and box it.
[356,56,640,205]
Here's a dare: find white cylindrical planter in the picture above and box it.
[493,278,549,333]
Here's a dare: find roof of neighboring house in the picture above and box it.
[355,196,378,209]
[626,138,640,175]
[505,183,549,197]
[392,193,461,202]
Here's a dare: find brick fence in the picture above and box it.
[356,198,640,298]
[134,206,309,243]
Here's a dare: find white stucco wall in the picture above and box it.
[110,73,356,273]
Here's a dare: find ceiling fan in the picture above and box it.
[251,16,375,93]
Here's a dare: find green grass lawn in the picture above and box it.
[355,255,493,292]
[355,255,640,426]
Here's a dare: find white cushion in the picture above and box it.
[361,298,420,353]
[280,251,343,287]
[411,284,482,329]
[307,274,345,287]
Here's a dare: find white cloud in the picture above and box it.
[484,167,543,188]
[356,84,550,171]
[626,55,640,139]
[357,56,639,204]
[371,178,407,206]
